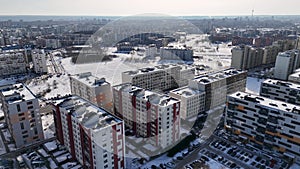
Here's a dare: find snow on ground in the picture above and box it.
[41,114,55,139]
[207,159,229,169]
[44,141,58,152]
[246,77,265,95]
[290,163,300,169]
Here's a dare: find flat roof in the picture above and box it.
[263,79,300,90]
[229,92,300,114]
[71,72,109,87]
[193,68,245,85]
[56,96,121,131]
[114,83,179,106]
[170,86,205,98]
[1,83,36,104]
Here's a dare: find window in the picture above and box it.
[20,123,24,130]
[16,104,21,112]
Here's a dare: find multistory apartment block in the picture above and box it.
[288,69,300,84]
[225,92,300,162]
[231,45,264,70]
[122,64,194,92]
[32,49,48,74]
[274,50,300,80]
[113,83,180,149]
[52,96,125,169]
[169,87,205,120]
[260,79,300,105]
[0,52,27,76]
[70,72,113,111]
[0,83,44,148]
[189,68,247,111]
[160,46,193,61]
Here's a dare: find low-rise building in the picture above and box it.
[160,46,193,62]
[0,52,27,76]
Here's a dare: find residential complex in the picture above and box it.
[288,69,300,84]
[169,87,205,120]
[188,68,247,111]
[52,96,125,169]
[32,49,48,74]
[225,92,300,162]
[70,72,113,111]
[231,45,264,70]
[260,79,300,105]
[113,83,180,149]
[0,52,27,76]
[0,83,44,148]
[274,50,300,80]
[160,46,193,61]
[122,64,192,92]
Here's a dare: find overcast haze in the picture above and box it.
[0,0,300,16]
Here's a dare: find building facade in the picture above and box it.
[260,79,300,106]
[169,87,205,120]
[70,72,113,111]
[225,92,300,162]
[160,46,193,61]
[0,83,44,148]
[231,45,264,70]
[0,52,27,76]
[189,68,247,111]
[32,49,48,74]
[52,96,125,169]
[274,50,299,80]
[113,83,180,149]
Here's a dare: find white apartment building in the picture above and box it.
[189,68,247,111]
[70,72,113,111]
[52,96,125,169]
[260,79,300,105]
[113,83,180,149]
[225,92,300,162]
[32,49,48,74]
[0,52,27,76]
[145,44,157,58]
[274,50,300,80]
[169,87,205,120]
[122,65,195,91]
[0,83,44,148]
[288,69,300,84]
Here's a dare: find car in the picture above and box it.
[230,163,237,168]
[244,158,249,162]
[177,156,183,160]
[221,147,226,151]
[218,157,224,161]
[251,162,256,166]
[200,155,209,162]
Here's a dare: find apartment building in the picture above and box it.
[169,87,205,120]
[70,72,113,111]
[0,52,27,76]
[122,64,191,92]
[225,92,300,162]
[113,83,180,149]
[262,45,280,65]
[260,79,300,106]
[52,96,125,169]
[189,68,247,111]
[231,45,264,70]
[288,68,300,84]
[32,49,48,74]
[274,50,300,80]
[0,83,44,148]
[160,46,193,61]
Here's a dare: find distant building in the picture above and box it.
[262,46,280,65]
[0,83,44,148]
[70,72,113,111]
[231,45,264,70]
[145,44,157,58]
[0,52,27,76]
[169,87,205,120]
[52,96,125,169]
[160,46,193,61]
[113,83,180,149]
[260,79,300,105]
[225,92,300,162]
[189,68,247,111]
[116,42,133,53]
[32,49,48,74]
[122,64,195,92]
[274,50,299,80]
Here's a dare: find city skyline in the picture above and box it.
[0,0,300,16]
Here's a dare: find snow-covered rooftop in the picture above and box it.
[71,72,109,87]
[229,92,300,114]
[114,83,179,106]
[170,86,205,98]
[55,96,121,130]
[262,79,300,90]
[0,83,36,104]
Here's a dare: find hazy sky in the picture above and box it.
[0,0,300,16]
